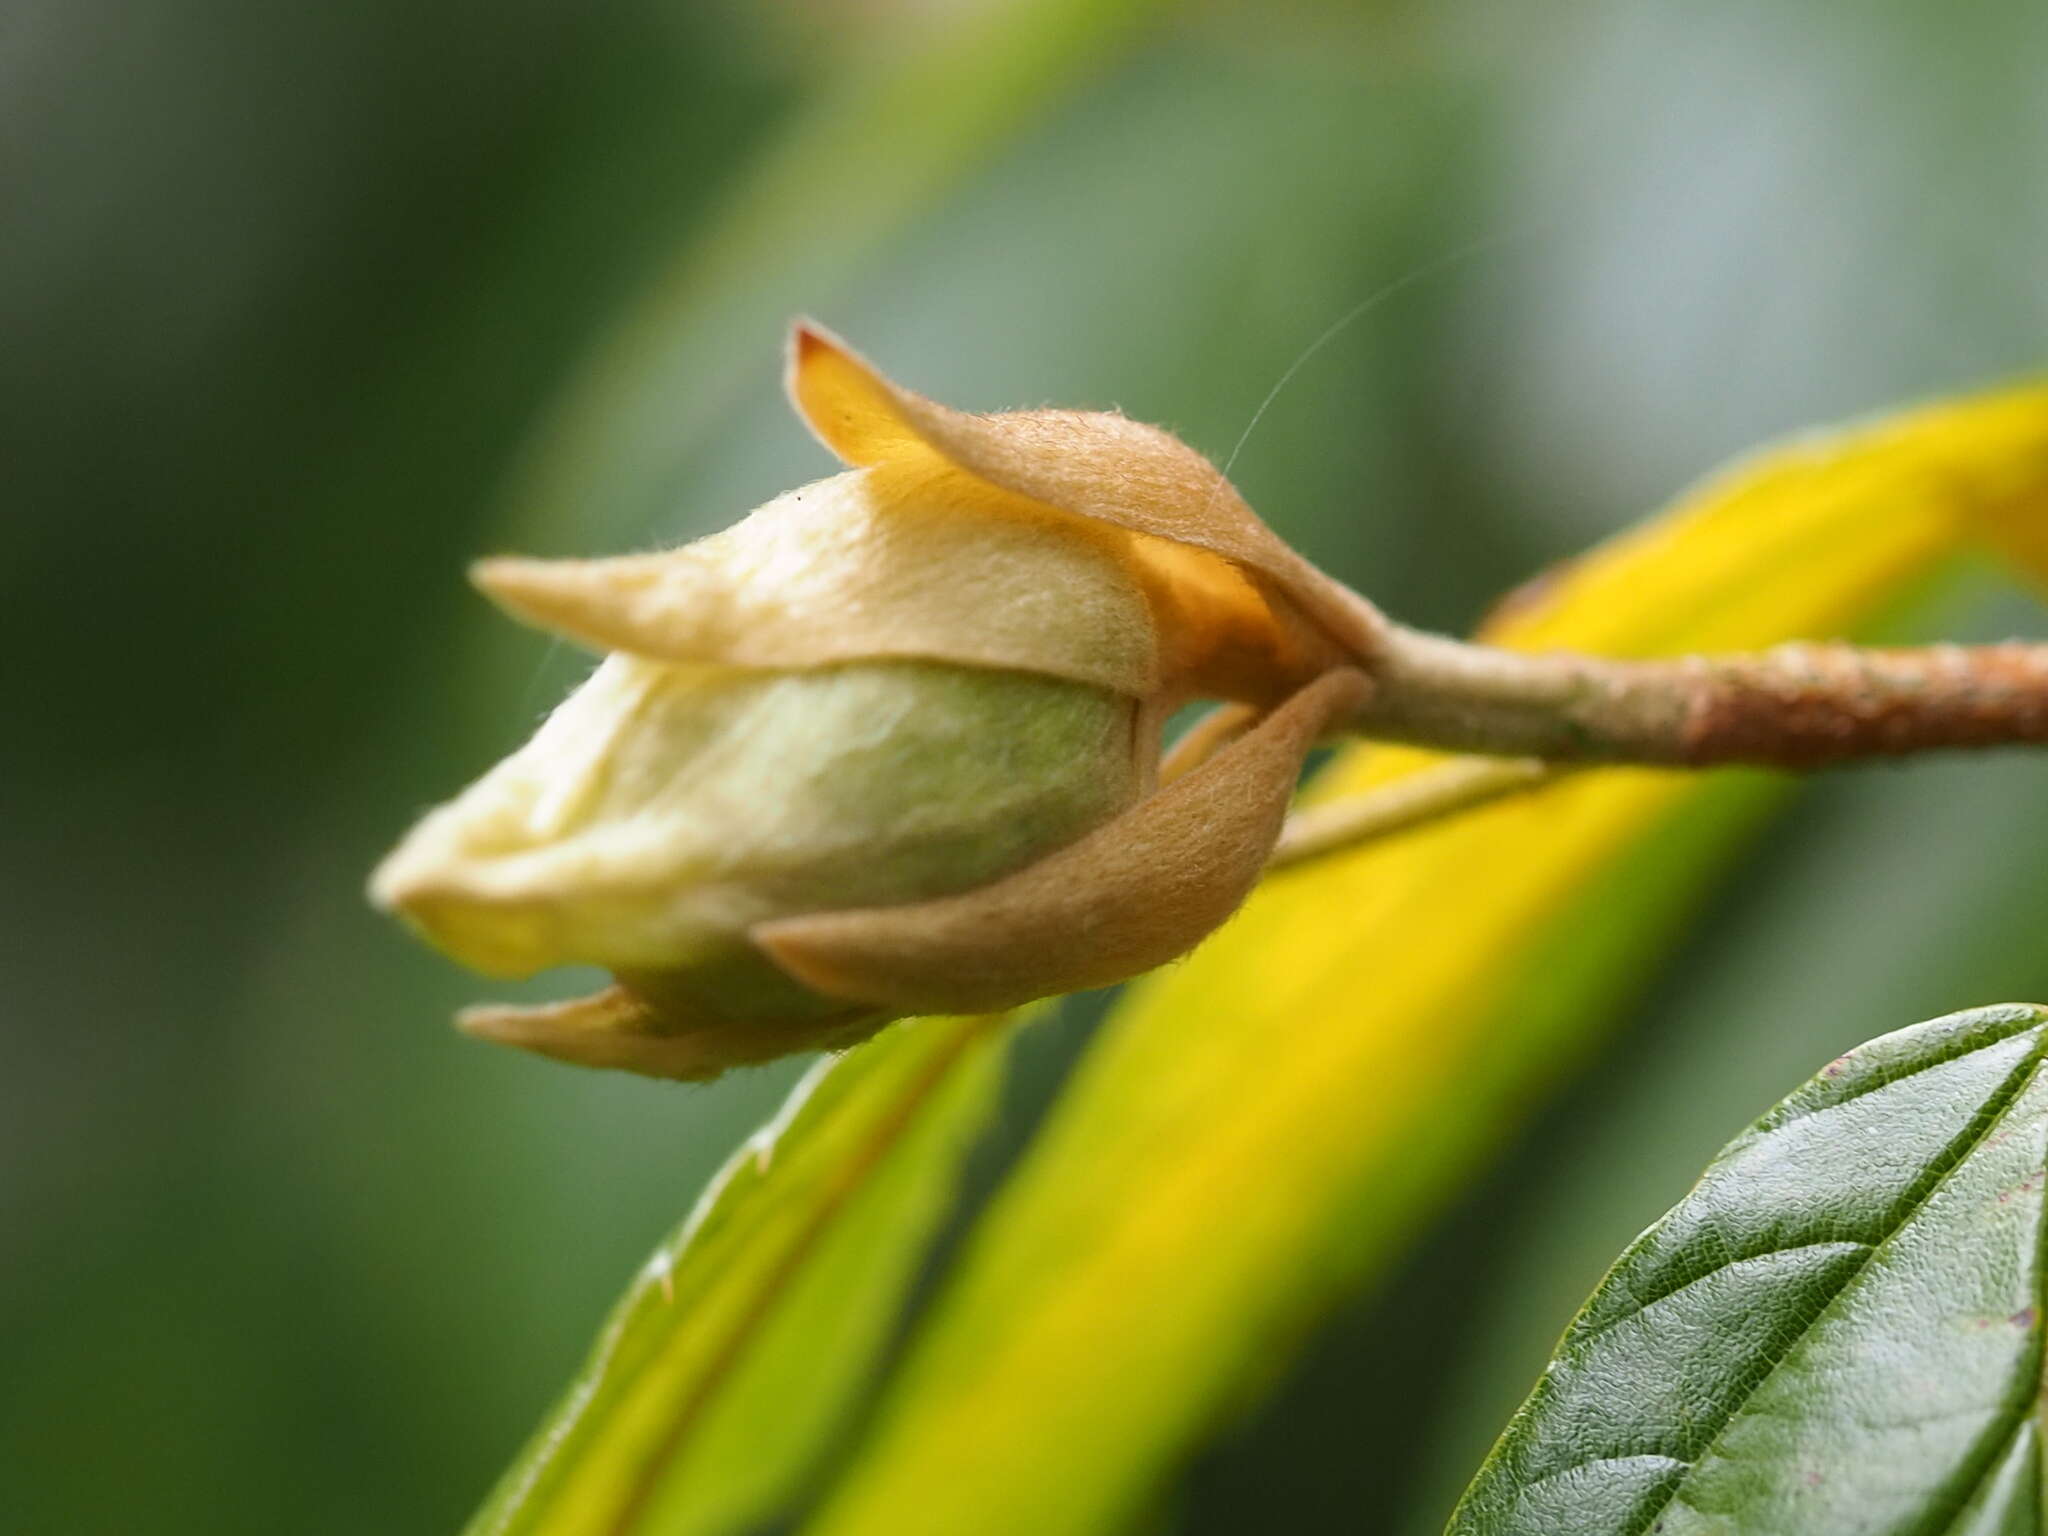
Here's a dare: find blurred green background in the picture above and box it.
[6,0,2046,1530]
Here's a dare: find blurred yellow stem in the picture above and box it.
[1269,756,1558,870]
[1158,702,1259,785]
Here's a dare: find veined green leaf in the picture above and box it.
[1448,1002,2048,1536]
[804,386,2048,1536]
[466,1011,1012,1536]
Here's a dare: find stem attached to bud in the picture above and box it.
[1272,628,2048,870]
[1355,627,2048,769]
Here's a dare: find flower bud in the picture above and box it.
[371,653,1143,1019]
[371,323,1379,1079]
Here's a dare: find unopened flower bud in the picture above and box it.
[372,652,1142,1018]
[371,323,1380,1079]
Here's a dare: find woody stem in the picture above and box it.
[1346,626,2048,769]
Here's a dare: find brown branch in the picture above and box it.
[1350,628,2048,769]
[1670,642,2048,767]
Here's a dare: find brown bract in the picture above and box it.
[374,324,1384,1080]
[787,323,1384,706]
[756,667,1369,1013]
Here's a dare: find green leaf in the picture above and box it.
[465,1010,1012,1536]
[1448,1002,2048,1536]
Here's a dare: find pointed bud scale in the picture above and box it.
[469,467,1163,696]
[370,325,1386,1079]
[787,322,1385,703]
[756,667,1370,1013]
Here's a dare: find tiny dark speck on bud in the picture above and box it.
[2011,1307,2037,1329]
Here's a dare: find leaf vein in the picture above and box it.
[1513,1454,1689,1499]
[1566,1239,1871,1354]
[1753,1010,2046,1133]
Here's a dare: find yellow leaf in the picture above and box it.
[804,384,2048,1536]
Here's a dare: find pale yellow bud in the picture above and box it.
[370,654,1142,1019]
[371,322,1381,1079]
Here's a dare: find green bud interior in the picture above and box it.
[371,652,1143,1018]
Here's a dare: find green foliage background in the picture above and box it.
[5,0,2046,1530]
